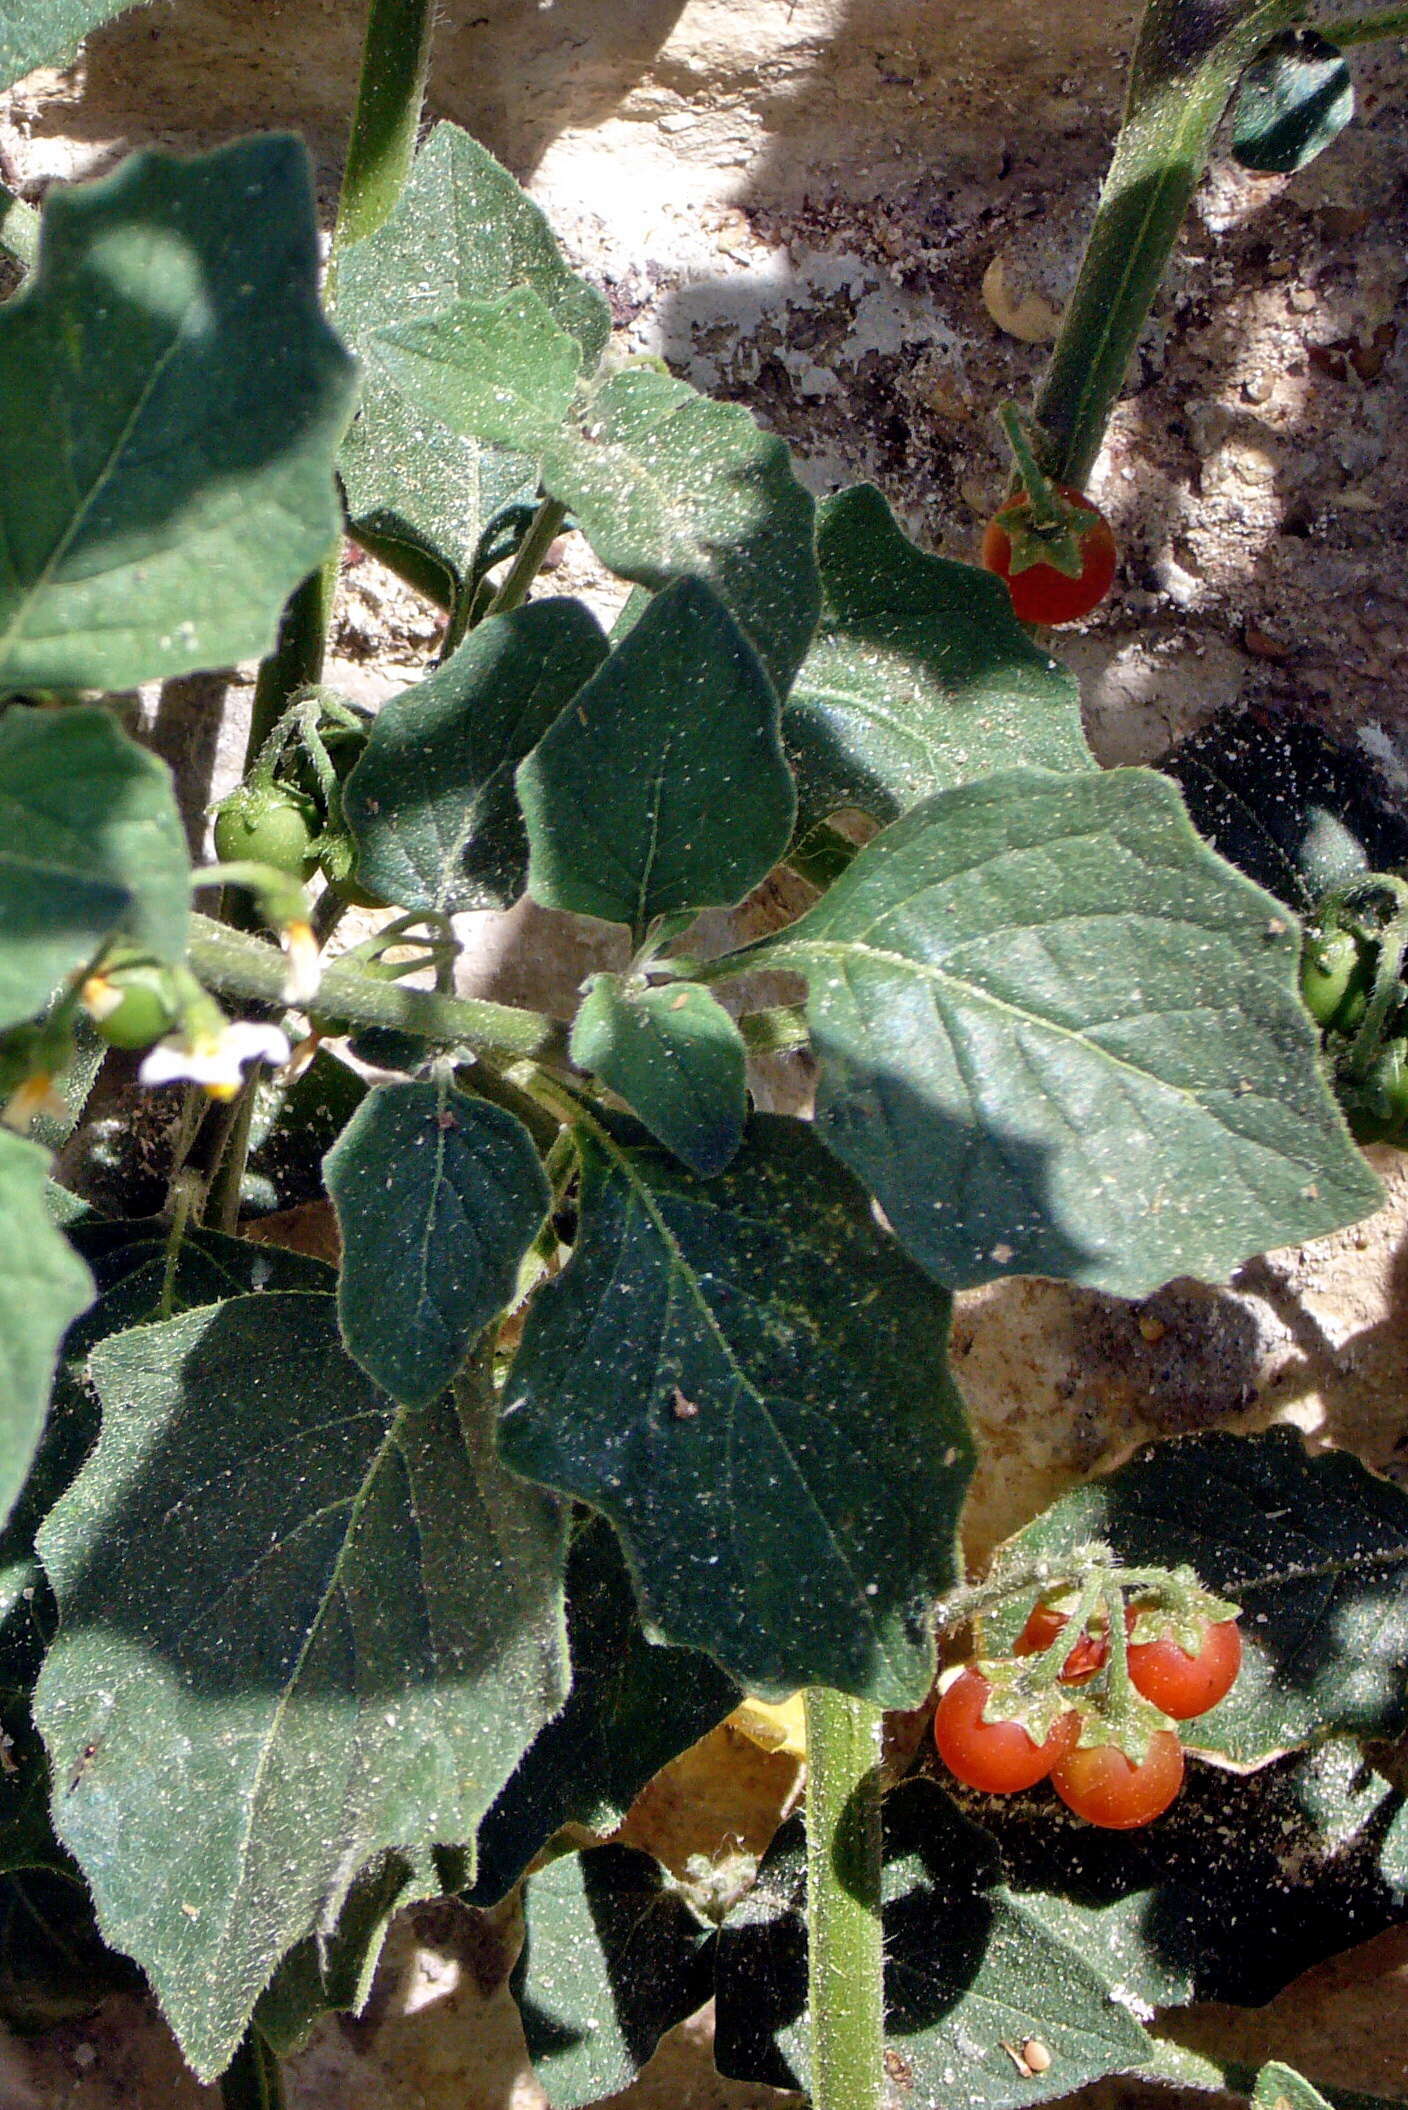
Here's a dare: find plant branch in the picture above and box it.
[219,2028,285,2110]
[243,569,336,771]
[186,913,570,1067]
[1315,3,1408,39]
[328,0,436,273]
[1034,0,1304,490]
[0,180,39,273]
[804,1686,886,2110]
[484,498,569,620]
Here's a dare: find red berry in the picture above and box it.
[934,1667,1079,1794]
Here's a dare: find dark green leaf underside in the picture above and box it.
[502,1113,972,1703]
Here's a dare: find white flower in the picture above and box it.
[280,919,323,1008]
[139,1022,291,1100]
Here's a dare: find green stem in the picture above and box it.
[210,1077,260,1235]
[244,570,335,772]
[220,2028,285,2110]
[1345,907,1408,1079]
[997,403,1064,528]
[157,1171,201,1320]
[803,1687,886,2110]
[0,181,39,273]
[1316,3,1408,39]
[246,0,434,773]
[186,913,569,1067]
[1035,0,1303,490]
[328,0,436,269]
[484,499,569,620]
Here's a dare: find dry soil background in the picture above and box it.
[4,1,1408,2104]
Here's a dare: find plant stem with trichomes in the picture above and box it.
[244,0,437,758]
[804,1687,887,2110]
[1035,0,1304,490]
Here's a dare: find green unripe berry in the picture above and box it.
[212,783,319,880]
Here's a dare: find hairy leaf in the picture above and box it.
[714,1783,1150,2101]
[955,1737,1408,2011]
[738,767,1380,1296]
[1233,30,1354,175]
[0,138,356,691]
[0,708,189,1029]
[337,123,609,597]
[1161,710,1408,915]
[469,1514,739,1906]
[254,1847,442,2056]
[344,599,608,914]
[0,1133,91,1534]
[326,1078,550,1407]
[515,1845,715,2107]
[372,287,583,454]
[542,366,819,696]
[501,1114,972,1703]
[785,485,1090,829]
[0,0,148,90]
[985,1427,1408,1765]
[518,577,796,941]
[571,976,747,1178]
[34,1296,567,2078]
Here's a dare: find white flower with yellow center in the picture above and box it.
[139,1021,291,1101]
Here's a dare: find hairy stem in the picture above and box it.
[1316,2,1408,38]
[804,1686,886,2110]
[484,499,570,621]
[1035,0,1303,489]
[186,913,571,1067]
[219,2029,285,2110]
[328,0,436,272]
[247,0,435,765]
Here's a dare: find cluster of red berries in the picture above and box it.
[934,1597,1243,1829]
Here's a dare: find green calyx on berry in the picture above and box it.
[990,402,1104,579]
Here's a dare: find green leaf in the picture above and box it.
[343,599,609,914]
[254,1847,442,2055]
[570,977,747,1178]
[1382,1799,1408,1891]
[325,1078,550,1408]
[514,1844,715,2109]
[337,123,610,596]
[541,365,820,697]
[714,1783,1150,2101]
[953,1737,1407,2011]
[0,138,357,692]
[1256,2063,1337,2110]
[469,1513,739,1907]
[0,710,189,1019]
[517,577,796,941]
[1233,30,1355,175]
[984,1427,1408,1766]
[1161,710,1408,916]
[785,485,1091,830]
[740,767,1381,1296]
[0,1132,91,1534]
[501,1113,972,1704]
[371,287,583,454]
[0,0,147,90]
[34,1296,568,2079]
